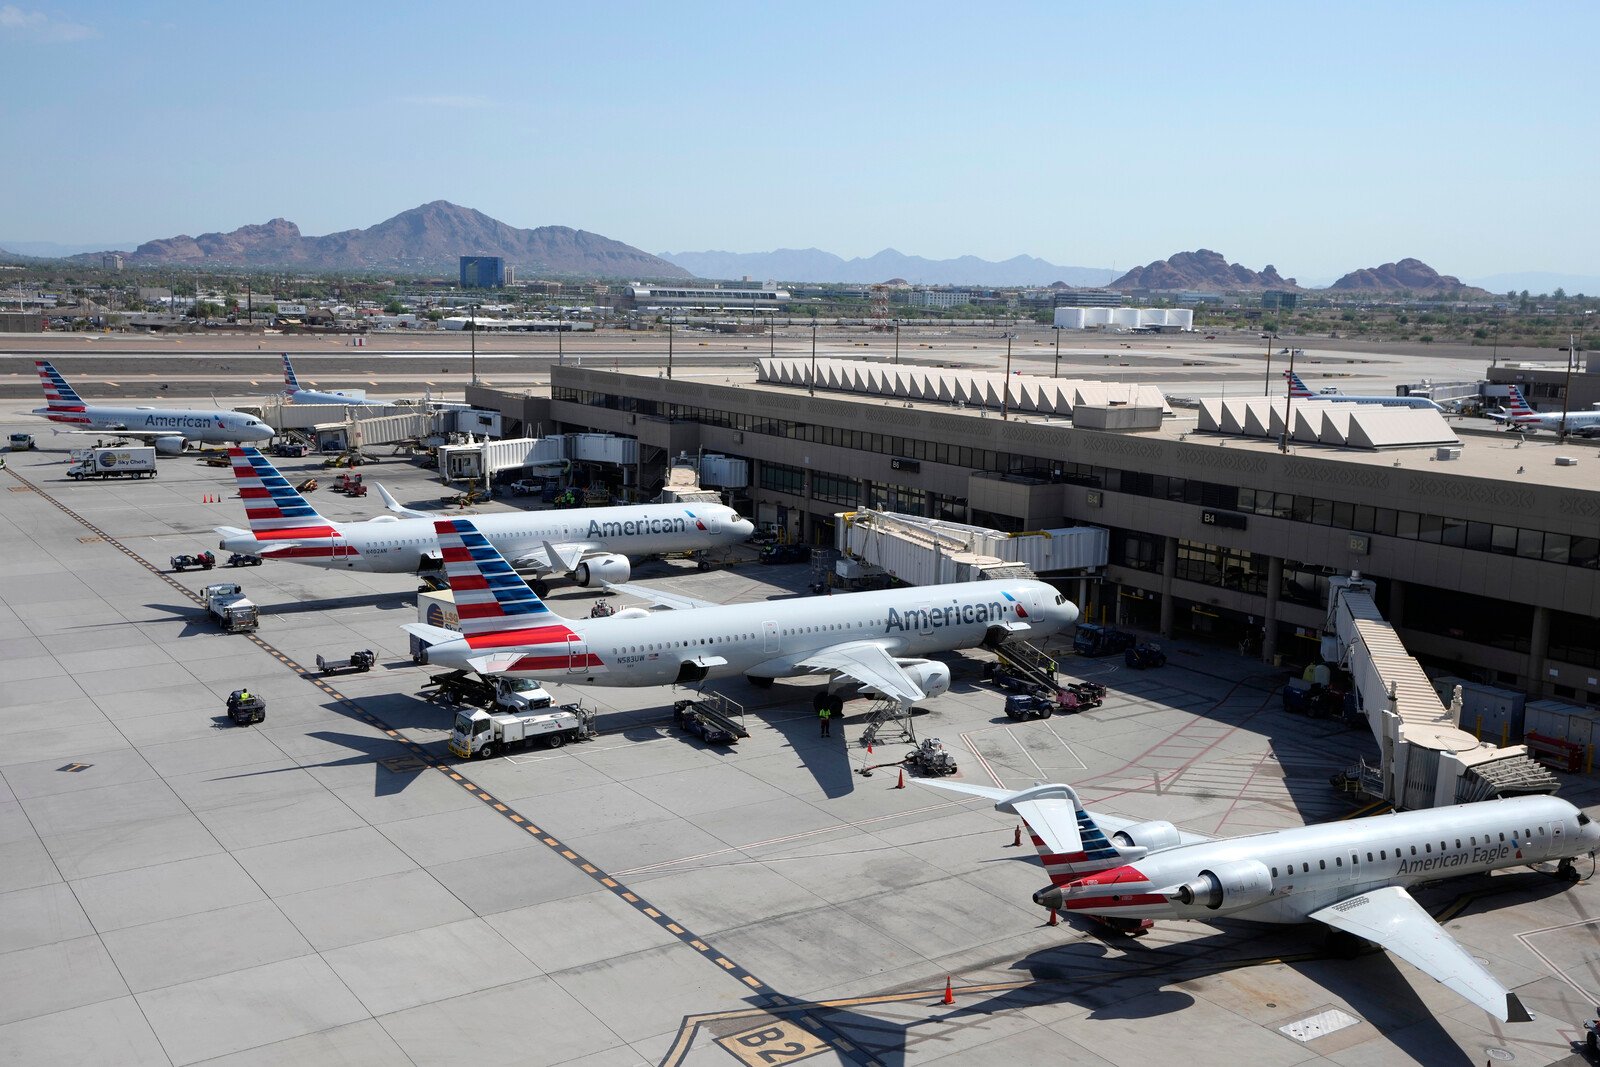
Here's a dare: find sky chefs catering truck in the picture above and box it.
[68,447,157,479]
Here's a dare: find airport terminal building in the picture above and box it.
[473,365,1600,708]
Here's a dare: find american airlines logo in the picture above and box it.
[886,600,1006,633]
[143,414,219,429]
[1396,843,1510,875]
[586,517,690,538]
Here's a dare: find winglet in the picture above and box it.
[540,540,582,574]
[374,483,431,519]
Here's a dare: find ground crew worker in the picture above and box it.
[819,703,832,737]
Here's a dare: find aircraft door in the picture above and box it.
[1552,820,1563,858]
[762,621,779,654]
[567,635,588,674]
[701,513,721,535]
[330,536,356,568]
[914,604,934,636]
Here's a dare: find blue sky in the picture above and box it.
[3,1,1593,280]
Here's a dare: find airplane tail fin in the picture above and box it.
[435,518,559,642]
[281,353,301,396]
[1284,371,1314,399]
[1504,384,1536,418]
[915,780,1131,885]
[229,447,334,536]
[35,360,87,412]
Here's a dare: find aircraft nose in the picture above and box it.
[731,518,756,539]
[1060,599,1081,627]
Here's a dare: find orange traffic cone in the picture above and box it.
[895,768,905,789]
[942,977,954,1006]
[1048,909,1058,927]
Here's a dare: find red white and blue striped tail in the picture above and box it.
[281,353,302,395]
[1505,385,1536,417]
[1028,804,1128,886]
[35,360,87,411]
[435,518,555,638]
[1284,371,1314,399]
[229,447,333,536]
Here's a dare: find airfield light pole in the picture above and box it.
[1558,333,1577,441]
[557,322,564,366]
[893,319,900,364]
[809,321,817,396]
[1280,345,1299,453]
[1262,330,1276,396]
[769,312,775,358]
[1002,332,1013,419]
[469,303,478,384]
[1053,325,1062,378]
[667,319,674,380]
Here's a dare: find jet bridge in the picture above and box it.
[1321,574,1558,810]
[836,510,1107,587]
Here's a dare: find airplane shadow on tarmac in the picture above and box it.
[208,728,429,797]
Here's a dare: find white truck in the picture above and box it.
[203,582,259,632]
[423,669,553,713]
[448,702,594,760]
[68,446,157,480]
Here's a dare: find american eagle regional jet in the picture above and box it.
[920,778,1599,1023]
[405,517,1080,710]
[281,353,391,406]
[30,360,273,451]
[215,448,753,587]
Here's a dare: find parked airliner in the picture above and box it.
[1286,371,1443,411]
[406,517,1079,710]
[215,448,753,587]
[922,778,1598,1023]
[1488,384,1600,436]
[30,360,273,451]
[281,353,391,406]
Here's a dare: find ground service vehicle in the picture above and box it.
[270,442,307,458]
[1124,642,1167,669]
[68,446,157,479]
[8,433,35,450]
[1073,624,1136,657]
[226,690,265,725]
[449,704,592,759]
[315,649,375,675]
[673,700,740,745]
[225,553,263,567]
[171,551,216,572]
[204,583,259,632]
[423,670,553,713]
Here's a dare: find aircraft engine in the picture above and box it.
[1111,820,1182,853]
[573,553,630,587]
[1173,859,1273,911]
[154,436,186,456]
[861,659,951,701]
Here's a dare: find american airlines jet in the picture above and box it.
[922,778,1598,1023]
[30,360,273,451]
[1285,371,1443,411]
[1488,384,1600,436]
[215,448,753,586]
[406,517,1079,712]
[281,353,391,406]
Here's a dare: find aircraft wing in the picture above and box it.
[1310,886,1532,1023]
[506,541,601,575]
[373,483,433,519]
[601,581,717,610]
[797,641,925,705]
[913,779,1083,855]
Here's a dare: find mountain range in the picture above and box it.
[658,248,1116,288]
[62,202,690,280]
[1109,249,1295,292]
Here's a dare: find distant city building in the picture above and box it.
[1059,287,1123,307]
[905,290,972,308]
[459,256,506,288]
[1054,307,1194,331]
[1262,290,1298,310]
[625,284,791,309]
[101,253,123,271]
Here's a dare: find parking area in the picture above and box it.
[1,437,1598,1067]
